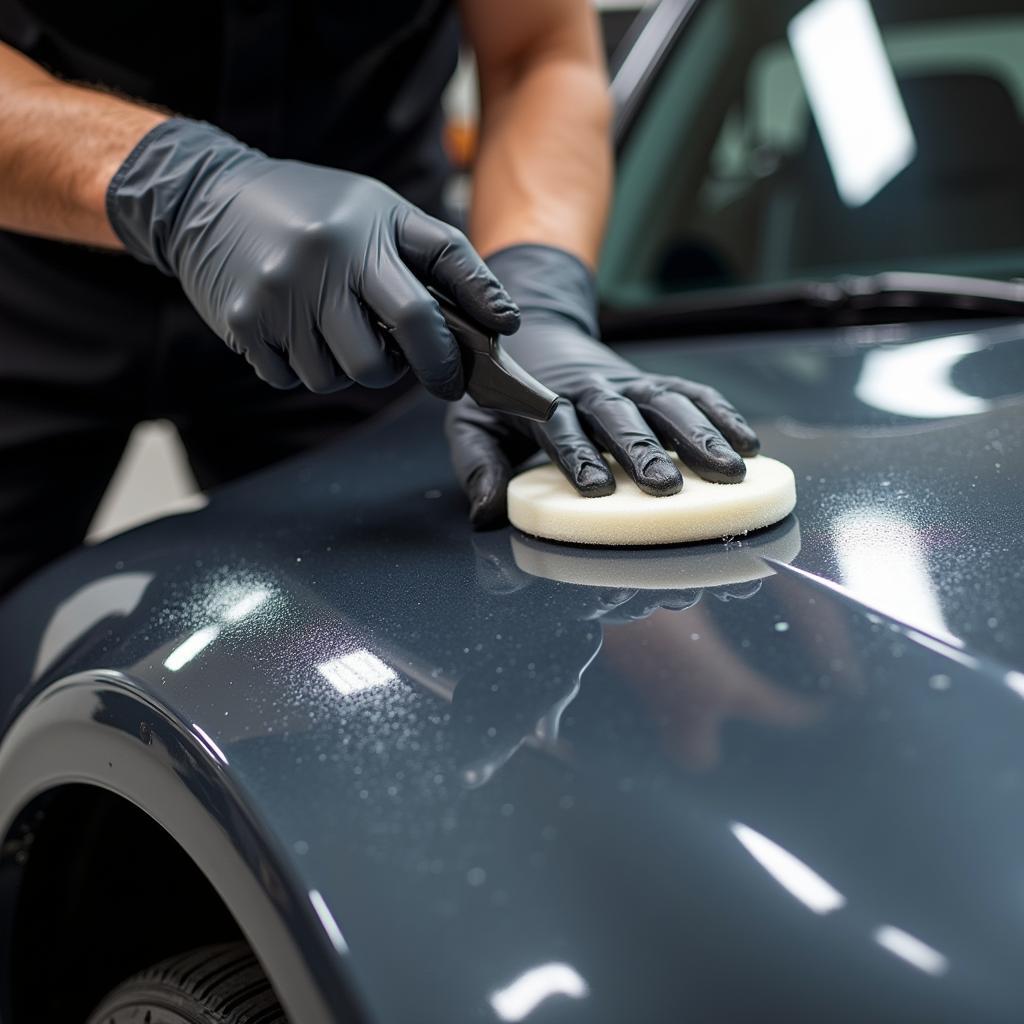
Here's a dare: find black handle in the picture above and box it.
[428,287,559,423]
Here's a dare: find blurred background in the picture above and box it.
[88,0,652,543]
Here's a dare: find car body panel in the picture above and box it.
[2,318,1024,1022]
[0,670,353,1024]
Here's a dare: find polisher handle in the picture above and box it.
[429,287,560,423]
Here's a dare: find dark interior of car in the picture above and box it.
[638,0,1024,296]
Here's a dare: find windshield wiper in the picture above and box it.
[601,271,1024,339]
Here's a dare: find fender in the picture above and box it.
[0,669,359,1024]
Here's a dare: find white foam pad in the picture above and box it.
[507,455,797,547]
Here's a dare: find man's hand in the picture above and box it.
[447,245,760,526]
[107,119,520,396]
[457,3,758,527]
[0,44,519,397]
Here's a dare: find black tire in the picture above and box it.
[86,942,287,1023]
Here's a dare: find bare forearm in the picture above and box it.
[464,0,613,267]
[0,42,165,247]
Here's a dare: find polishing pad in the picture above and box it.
[507,455,796,547]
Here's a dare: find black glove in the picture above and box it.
[106,118,519,398]
[446,244,761,526]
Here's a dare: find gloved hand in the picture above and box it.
[445,244,761,526]
[106,118,519,397]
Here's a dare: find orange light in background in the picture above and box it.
[444,116,479,170]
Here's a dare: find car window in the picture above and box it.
[600,0,1024,308]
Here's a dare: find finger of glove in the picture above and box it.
[671,380,761,455]
[239,341,303,390]
[446,408,515,528]
[223,298,302,390]
[362,261,464,400]
[318,291,407,389]
[396,208,520,335]
[627,385,746,482]
[535,400,615,496]
[288,331,354,394]
[576,387,682,496]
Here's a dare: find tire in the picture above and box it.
[86,942,287,1023]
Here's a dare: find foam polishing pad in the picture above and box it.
[507,454,796,547]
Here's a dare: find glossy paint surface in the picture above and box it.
[2,318,1024,1022]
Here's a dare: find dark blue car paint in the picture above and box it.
[1,317,1024,1021]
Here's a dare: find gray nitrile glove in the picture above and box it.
[446,244,760,527]
[106,118,520,396]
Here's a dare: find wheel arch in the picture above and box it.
[0,671,362,1024]
[3,782,244,1021]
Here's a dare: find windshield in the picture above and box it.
[600,0,1024,309]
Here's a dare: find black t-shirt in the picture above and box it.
[0,0,458,287]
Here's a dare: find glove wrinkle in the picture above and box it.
[446,244,760,526]
[106,117,503,395]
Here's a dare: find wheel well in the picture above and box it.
[6,784,243,1023]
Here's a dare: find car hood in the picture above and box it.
[3,317,1024,1022]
